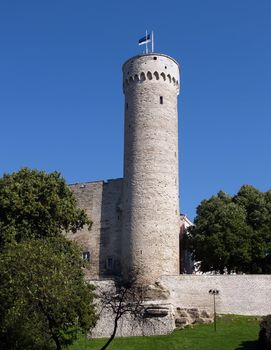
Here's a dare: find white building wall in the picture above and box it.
[161,275,271,315]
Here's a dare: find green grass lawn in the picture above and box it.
[69,315,261,350]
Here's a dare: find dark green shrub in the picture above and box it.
[259,315,271,350]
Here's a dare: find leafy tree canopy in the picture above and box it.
[0,237,96,350]
[188,186,271,274]
[0,168,92,249]
[0,168,95,349]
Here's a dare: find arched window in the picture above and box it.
[134,74,139,82]
[147,71,153,80]
[167,74,172,83]
[154,71,159,80]
[160,72,166,81]
[140,72,146,81]
[172,77,176,85]
[129,76,134,83]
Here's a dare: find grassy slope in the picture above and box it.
[69,315,260,350]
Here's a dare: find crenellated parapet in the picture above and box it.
[124,70,179,89]
[122,53,180,94]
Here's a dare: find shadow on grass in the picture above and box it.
[235,340,259,350]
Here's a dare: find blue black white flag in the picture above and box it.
[138,34,151,45]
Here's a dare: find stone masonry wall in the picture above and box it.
[161,275,271,315]
[87,275,271,338]
[90,280,176,338]
[122,54,181,284]
[67,179,123,279]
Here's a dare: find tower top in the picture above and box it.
[122,53,180,95]
[122,53,179,70]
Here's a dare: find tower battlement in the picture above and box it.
[122,53,180,94]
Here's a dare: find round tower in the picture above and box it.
[122,53,180,284]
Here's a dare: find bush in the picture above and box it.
[259,315,271,350]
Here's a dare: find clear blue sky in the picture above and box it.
[0,0,270,220]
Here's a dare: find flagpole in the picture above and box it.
[151,31,154,52]
[146,29,148,54]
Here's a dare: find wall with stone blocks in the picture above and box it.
[67,179,123,279]
[122,54,181,284]
[91,302,175,338]
[161,275,271,316]
[67,179,191,280]
[90,280,176,338]
[88,275,271,338]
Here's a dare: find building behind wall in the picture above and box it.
[68,179,192,280]
[68,179,123,280]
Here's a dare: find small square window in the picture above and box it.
[82,251,90,262]
[106,257,113,270]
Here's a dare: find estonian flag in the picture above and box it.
[138,34,151,46]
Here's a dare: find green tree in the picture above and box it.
[188,191,251,273]
[233,185,271,273]
[0,237,96,350]
[188,186,271,273]
[0,168,95,349]
[0,167,92,250]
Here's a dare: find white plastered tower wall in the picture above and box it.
[122,53,180,284]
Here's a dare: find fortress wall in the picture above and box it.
[161,275,271,315]
[90,281,176,338]
[68,179,123,279]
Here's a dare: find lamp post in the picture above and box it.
[209,289,219,331]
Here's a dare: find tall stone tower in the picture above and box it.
[122,53,180,284]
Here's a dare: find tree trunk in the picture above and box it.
[52,333,62,350]
[100,317,119,350]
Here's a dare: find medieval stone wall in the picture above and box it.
[161,275,271,315]
[90,280,176,338]
[67,179,123,279]
[88,275,271,338]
